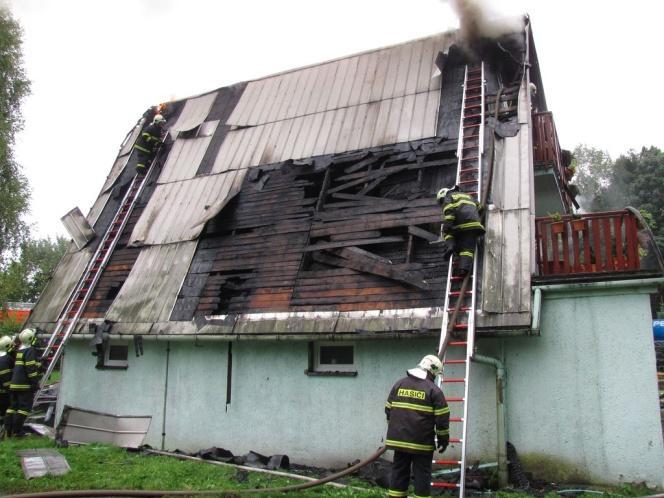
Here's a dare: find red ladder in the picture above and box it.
[432,63,485,497]
[34,130,162,404]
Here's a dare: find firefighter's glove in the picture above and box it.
[437,436,449,453]
[442,241,455,259]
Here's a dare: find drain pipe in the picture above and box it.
[472,353,508,488]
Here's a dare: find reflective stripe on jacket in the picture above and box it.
[0,353,13,393]
[385,372,450,454]
[133,123,163,155]
[441,192,484,237]
[9,347,41,391]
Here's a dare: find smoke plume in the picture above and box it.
[446,0,525,44]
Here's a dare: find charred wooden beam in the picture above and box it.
[304,236,403,252]
[408,225,439,242]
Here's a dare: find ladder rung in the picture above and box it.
[449,291,472,297]
[464,104,482,110]
[458,179,478,185]
[446,397,464,402]
[461,156,479,162]
[447,306,471,312]
[432,482,460,489]
[433,459,462,465]
[444,359,466,365]
[449,417,463,422]
[448,341,467,347]
[450,437,462,443]
[464,134,479,140]
[464,113,482,120]
[453,323,468,330]
[443,378,466,383]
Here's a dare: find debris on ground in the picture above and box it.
[17,448,70,479]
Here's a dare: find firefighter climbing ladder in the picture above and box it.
[34,135,159,405]
[432,63,485,497]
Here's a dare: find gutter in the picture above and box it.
[534,277,663,296]
[472,353,508,488]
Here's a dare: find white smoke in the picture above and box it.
[444,0,526,42]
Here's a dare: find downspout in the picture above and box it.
[531,287,542,335]
[161,341,171,451]
[472,353,508,488]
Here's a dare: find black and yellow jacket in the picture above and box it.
[133,123,163,155]
[385,372,450,454]
[9,347,41,391]
[0,353,13,393]
[440,191,485,240]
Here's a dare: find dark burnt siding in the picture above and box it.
[171,137,457,320]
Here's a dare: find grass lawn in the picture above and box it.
[0,436,383,497]
[0,436,657,497]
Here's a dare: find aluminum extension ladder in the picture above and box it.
[432,63,485,497]
[34,125,161,405]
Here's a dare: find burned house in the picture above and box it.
[27,17,664,488]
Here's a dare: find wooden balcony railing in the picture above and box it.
[532,111,574,211]
[535,210,641,276]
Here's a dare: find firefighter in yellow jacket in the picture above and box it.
[385,355,450,498]
[4,329,41,437]
[436,185,485,277]
[133,113,166,174]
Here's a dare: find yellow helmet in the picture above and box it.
[152,114,166,125]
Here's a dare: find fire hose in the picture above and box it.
[2,446,387,498]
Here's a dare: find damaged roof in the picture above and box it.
[29,22,538,338]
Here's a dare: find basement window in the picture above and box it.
[306,342,357,377]
[103,343,129,369]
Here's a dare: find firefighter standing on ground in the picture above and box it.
[435,185,485,277]
[0,335,15,431]
[4,328,42,437]
[385,354,450,498]
[133,113,166,174]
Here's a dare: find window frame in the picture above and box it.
[103,342,129,369]
[307,341,357,376]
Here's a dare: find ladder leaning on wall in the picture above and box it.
[33,125,162,407]
[432,62,485,497]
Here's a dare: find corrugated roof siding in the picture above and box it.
[101,154,130,193]
[212,34,449,170]
[105,241,197,323]
[212,91,440,172]
[28,245,93,327]
[129,169,247,246]
[170,92,217,132]
[158,121,219,183]
[227,34,446,126]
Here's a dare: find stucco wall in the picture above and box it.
[57,282,664,486]
[496,283,664,486]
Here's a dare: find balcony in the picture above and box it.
[532,111,575,214]
[535,209,663,279]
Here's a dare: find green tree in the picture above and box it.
[0,236,68,305]
[571,144,619,211]
[0,7,31,265]
[614,147,664,247]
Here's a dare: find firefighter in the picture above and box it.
[4,328,42,437]
[385,354,450,498]
[133,113,166,174]
[435,185,485,277]
[0,335,14,432]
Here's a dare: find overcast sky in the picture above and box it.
[6,0,664,240]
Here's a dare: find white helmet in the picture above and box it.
[19,328,36,345]
[0,335,12,352]
[436,185,458,203]
[418,354,443,376]
[152,114,166,125]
